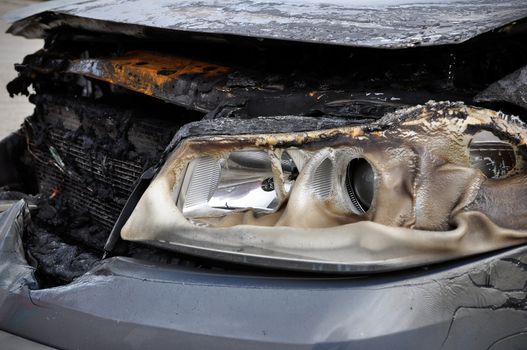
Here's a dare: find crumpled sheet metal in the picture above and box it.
[122,102,527,272]
[63,50,405,119]
[5,0,527,48]
[0,201,37,292]
[67,51,231,112]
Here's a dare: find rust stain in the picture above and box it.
[67,50,230,98]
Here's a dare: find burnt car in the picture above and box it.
[1,0,527,349]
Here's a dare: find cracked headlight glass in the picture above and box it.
[122,103,527,273]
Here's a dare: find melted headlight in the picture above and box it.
[121,103,527,273]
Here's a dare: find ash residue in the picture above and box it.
[35,200,108,251]
[25,227,99,287]
[23,196,205,287]
[31,93,158,164]
[24,197,103,286]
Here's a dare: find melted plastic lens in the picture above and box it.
[469,131,516,179]
[123,104,527,273]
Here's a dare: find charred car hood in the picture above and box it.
[5,0,527,48]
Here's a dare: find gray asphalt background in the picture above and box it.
[0,0,43,140]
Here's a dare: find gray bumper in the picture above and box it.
[0,331,55,350]
[1,201,527,350]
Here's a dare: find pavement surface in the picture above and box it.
[0,0,43,140]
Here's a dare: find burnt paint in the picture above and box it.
[6,0,527,49]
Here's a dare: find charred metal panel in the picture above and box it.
[476,64,527,112]
[5,0,527,49]
[9,30,527,121]
[12,48,416,119]
[67,51,233,113]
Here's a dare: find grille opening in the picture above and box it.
[18,90,210,287]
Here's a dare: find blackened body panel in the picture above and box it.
[1,201,527,349]
[475,64,527,112]
[66,51,232,113]
[9,48,448,120]
[11,35,527,121]
[5,0,527,49]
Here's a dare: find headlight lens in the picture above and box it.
[121,104,527,273]
[176,150,299,219]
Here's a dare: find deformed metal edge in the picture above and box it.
[0,200,37,292]
[475,64,527,111]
